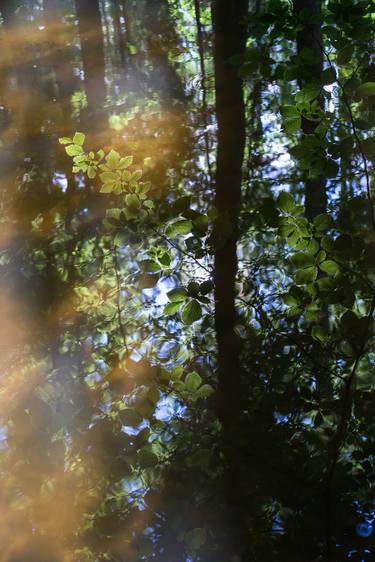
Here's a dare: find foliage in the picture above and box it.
[0,0,375,561]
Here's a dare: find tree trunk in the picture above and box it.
[213,0,247,433]
[293,0,326,220]
[194,0,213,186]
[113,0,126,67]
[75,0,106,116]
[213,0,248,557]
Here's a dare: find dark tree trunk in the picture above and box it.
[75,0,106,116]
[213,0,247,433]
[293,0,326,220]
[213,0,248,558]
[140,0,185,103]
[113,0,126,67]
[43,0,77,132]
[194,0,213,186]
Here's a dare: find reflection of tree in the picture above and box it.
[3,1,374,560]
[294,0,326,221]
[212,1,248,559]
[75,0,106,118]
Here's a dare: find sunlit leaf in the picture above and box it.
[167,287,188,302]
[320,260,339,276]
[181,299,202,324]
[166,220,193,238]
[73,132,85,146]
[66,144,84,156]
[277,192,296,213]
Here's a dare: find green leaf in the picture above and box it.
[181,299,202,325]
[100,171,119,184]
[290,252,315,268]
[87,166,96,178]
[185,371,202,391]
[306,239,319,255]
[118,155,133,169]
[66,144,84,156]
[166,220,193,238]
[296,84,320,102]
[158,250,171,267]
[114,231,128,247]
[277,192,296,213]
[281,105,301,134]
[200,280,214,294]
[196,384,214,398]
[164,301,181,315]
[138,450,159,468]
[73,132,85,146]
[281,106,300,118]
[283,293,299,306]
[312,325,327,343]
[284,116,301,133]
[131,169,142,181]
[100,182,116,193]
[106,149,121,168]
[295,266,317,284]
[125,193,139,207]
[167,288,188,302]
[357,82,375,98]
[59,137,72,145]
[314,213,333,231]
[320,260,339,276]
[139,259,160,273]
[317,277,334,292]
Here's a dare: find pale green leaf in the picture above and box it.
[73,132,85,146]
[185,371,202,391]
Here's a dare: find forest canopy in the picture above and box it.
[0,0,374,561]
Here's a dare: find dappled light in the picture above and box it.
[0,1,374,561]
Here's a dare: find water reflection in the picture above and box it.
[0,1,201,560]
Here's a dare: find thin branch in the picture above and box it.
[150,224,213,276]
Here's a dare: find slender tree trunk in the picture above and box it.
[293,0,326,220]
[139,0,185,103]
[194,0,213,186]
[113,0,126,67]
[213,0,248,557]
[75,0,106,116]
[213,0,247,431]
